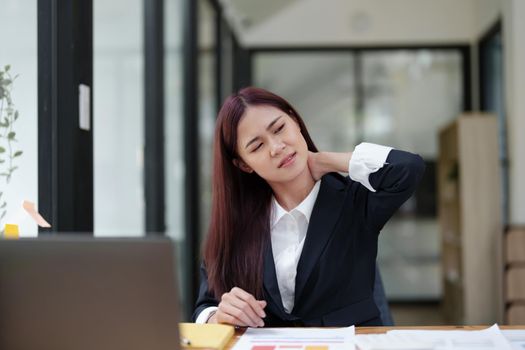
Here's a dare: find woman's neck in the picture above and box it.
[269,167,316,212]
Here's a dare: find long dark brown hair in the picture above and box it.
[203,87,318,299]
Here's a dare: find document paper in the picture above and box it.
[232,326,355,350]
[387,324,513,350]
[502,330,525,350]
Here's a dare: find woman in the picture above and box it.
[193,87,425,327]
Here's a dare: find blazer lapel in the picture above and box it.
[263,239,288,317]
[293,174,347,308]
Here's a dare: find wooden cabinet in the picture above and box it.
[505,227,525,324]
[438,114,502,324]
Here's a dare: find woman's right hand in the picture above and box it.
[308,151,352,181]
[209,287,267,327]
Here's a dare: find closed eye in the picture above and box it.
[252,143,263,152]
[274,123,285,134]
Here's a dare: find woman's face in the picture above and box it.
[235,104,309,184]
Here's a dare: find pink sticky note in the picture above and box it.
[22,200,51,228]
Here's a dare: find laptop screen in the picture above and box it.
[0,236,181,350]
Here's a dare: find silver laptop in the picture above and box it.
[0,236,181,350]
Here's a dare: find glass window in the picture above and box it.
[165,0,185,242]
[93,0,144,236]
[480,28,508,225]
[0,0,38,237]
[220,20,234,102]
[361,51,462,157]
[254,49,464,302]
[198,0,217,243]
[254,52,356,152]
[361,50,462,301]
[164,0,187,318]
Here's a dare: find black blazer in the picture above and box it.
[193,149,425,326]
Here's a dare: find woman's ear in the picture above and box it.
[233,158,254,173]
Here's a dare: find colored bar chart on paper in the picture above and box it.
[251,346,331,350]
[232,326,355,350]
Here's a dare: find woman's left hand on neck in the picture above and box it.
[307,151,353,181]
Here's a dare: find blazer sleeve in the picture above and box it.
[364,148,426,232]
[192,262,219,322]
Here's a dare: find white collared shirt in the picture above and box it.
[196,142,392,322]
[270,180,321,313]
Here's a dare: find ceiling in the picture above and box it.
[219,0,300,31]
[217,0,497,47]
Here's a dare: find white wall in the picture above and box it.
[0,0,38,236]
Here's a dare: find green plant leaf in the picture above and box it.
[7,131,15,140]
[14,150,23,157]
[1,210,6,220]
[0,202,6,209]
[0,160,4,164]
[14,111,19,120]
[9,166,18,172]
[0,147,5,153]
[5,65,10,71]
